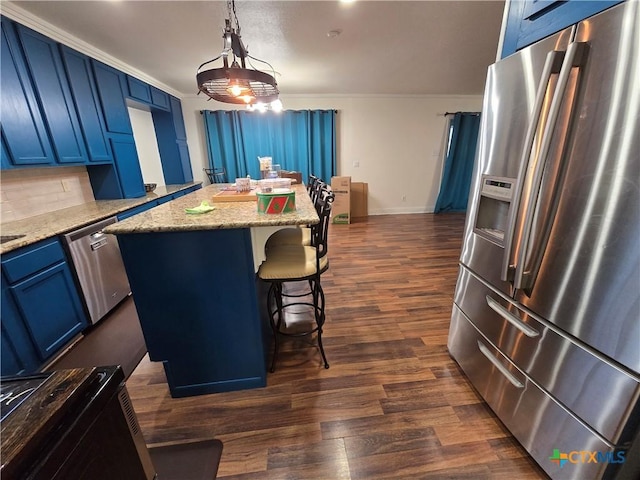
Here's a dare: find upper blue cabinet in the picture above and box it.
[501,0,623,58]
[0,18,55,166]
[0,15,193,191]
[92,60,134,135]
[127,74,170,110]
[59,46,113,163]
[15,24,89,164]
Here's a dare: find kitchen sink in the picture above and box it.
[0,234,26,244]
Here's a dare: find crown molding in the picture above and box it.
[1,1,183,98]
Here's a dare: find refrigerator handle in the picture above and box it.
[501,50,565,283]
[477,341,524,389]
[514,42,588,290]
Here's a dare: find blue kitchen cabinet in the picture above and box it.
[59,46,113,163]
[1,238,88,367]
[16,24,89,165]
[0,18,55,167]
[501,0,622,58]
[127,75,152,104]
[126,74,170,110]
[117,200,159,221]
[110,134,146,198]
[176,140,193,183]
[152,96,193,184]
[150,86,170,110]
[91,60,134,135]
[1,273,41,376]
[170,95,187,141]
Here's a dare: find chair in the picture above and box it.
[264,179,329,252]
[279,170,303,184]
[257,189,335,372]
[204,167,227,184]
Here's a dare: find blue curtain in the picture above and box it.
[202,110,336,182]
[434,112,481,213]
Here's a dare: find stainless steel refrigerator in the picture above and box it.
[447,3,639,479]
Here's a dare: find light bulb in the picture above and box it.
[228,84,243,97]
[239,93,256,104]
[270,99,283,112]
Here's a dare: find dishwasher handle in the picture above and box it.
[90,232,109,251]
[63,216,119,244]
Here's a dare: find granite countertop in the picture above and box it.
[0,182,202,255]
[105,183,318,234]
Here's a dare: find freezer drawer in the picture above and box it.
[448,305,624,480]
[454,266,640,446]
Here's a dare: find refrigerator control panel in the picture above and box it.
[480,176,514,201]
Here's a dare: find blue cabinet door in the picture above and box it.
[177,140,194,183]
[127,75,151,103]
[152,97,193,184]
[0,18,54,167]
[1,274,40,375]
[16,24,89,164]
[9,262,87,361]
[60,46,113,163]
[501,0,622,57]
[92,60,133,135]
[169,95,187,141]
[110,134,146,198]
[150,86,170,110]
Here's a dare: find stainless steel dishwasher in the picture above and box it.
[63,216,131,325]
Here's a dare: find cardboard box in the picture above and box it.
[351,182,368,218]
[331,176,351,224]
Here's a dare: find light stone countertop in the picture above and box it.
[104,183,318,235]
[0,183,202,255]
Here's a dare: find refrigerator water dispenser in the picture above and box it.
[474,176,515,246]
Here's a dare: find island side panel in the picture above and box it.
[116,228,267,397]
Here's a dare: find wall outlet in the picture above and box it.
[353,160,360,168]
[402,195,407,202]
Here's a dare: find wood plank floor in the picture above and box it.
[126,213,548,479]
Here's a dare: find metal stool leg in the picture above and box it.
[312,278,329,369]
[267,283,284,373]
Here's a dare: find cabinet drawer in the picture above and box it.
[454,267,640,445]
[448,305,616,480]
[2,238,65,284]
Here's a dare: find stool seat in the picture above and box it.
[258,245,328,280]
[264,227,312,252]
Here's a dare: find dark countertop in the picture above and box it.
[0,367,97,477]
[0,182,202,254]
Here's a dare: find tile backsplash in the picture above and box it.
[1,167,95,223]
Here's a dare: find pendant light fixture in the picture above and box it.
[197,0,280,107]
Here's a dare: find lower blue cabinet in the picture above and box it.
[1,238,88,374]
[1,273,40,376]
[117,200,158,221]
[9,262,87,361]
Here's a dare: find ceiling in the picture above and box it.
[7,1,505,98]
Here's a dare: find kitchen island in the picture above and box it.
[105,184,318,397]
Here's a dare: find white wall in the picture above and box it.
[182,94,483,215]
[128,107,165,186]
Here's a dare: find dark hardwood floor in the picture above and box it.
[126,213,548,479]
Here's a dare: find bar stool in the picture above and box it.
[264,179,329,252]
[204,167,227,184]
[257,189,335,372]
